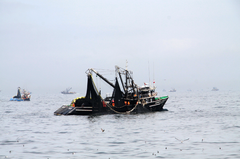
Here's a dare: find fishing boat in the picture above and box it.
[10,87,31,101]
[61,87,76,94]
[212,87,219,91]
[169,88,176,92]
[54,66,168,115]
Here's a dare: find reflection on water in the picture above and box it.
[0,91,240,159]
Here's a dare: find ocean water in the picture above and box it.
[0,90,240,159]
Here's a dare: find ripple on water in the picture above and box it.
[0,140,18,145]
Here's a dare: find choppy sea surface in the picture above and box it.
[0,90,240,159]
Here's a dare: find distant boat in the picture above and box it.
[61,87,76,94]
[212,87,219,91]
[169,88,176,92]
[10,87,31,101]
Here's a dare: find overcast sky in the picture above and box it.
[0,0,240,95]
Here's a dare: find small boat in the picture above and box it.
[10,87,31,101]
[61,87,76,94]
[169,88,176,92]
[54,66,169,115]
[212,87,219,91]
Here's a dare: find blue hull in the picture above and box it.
[10,98,24,101]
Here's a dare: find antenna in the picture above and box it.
[148,61,150,87]
[126,60,128,70]
[153,62,155,88]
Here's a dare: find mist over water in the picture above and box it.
[1,90,240,159]
[1,0,240,93]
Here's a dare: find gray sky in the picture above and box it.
[1,0,240,94]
